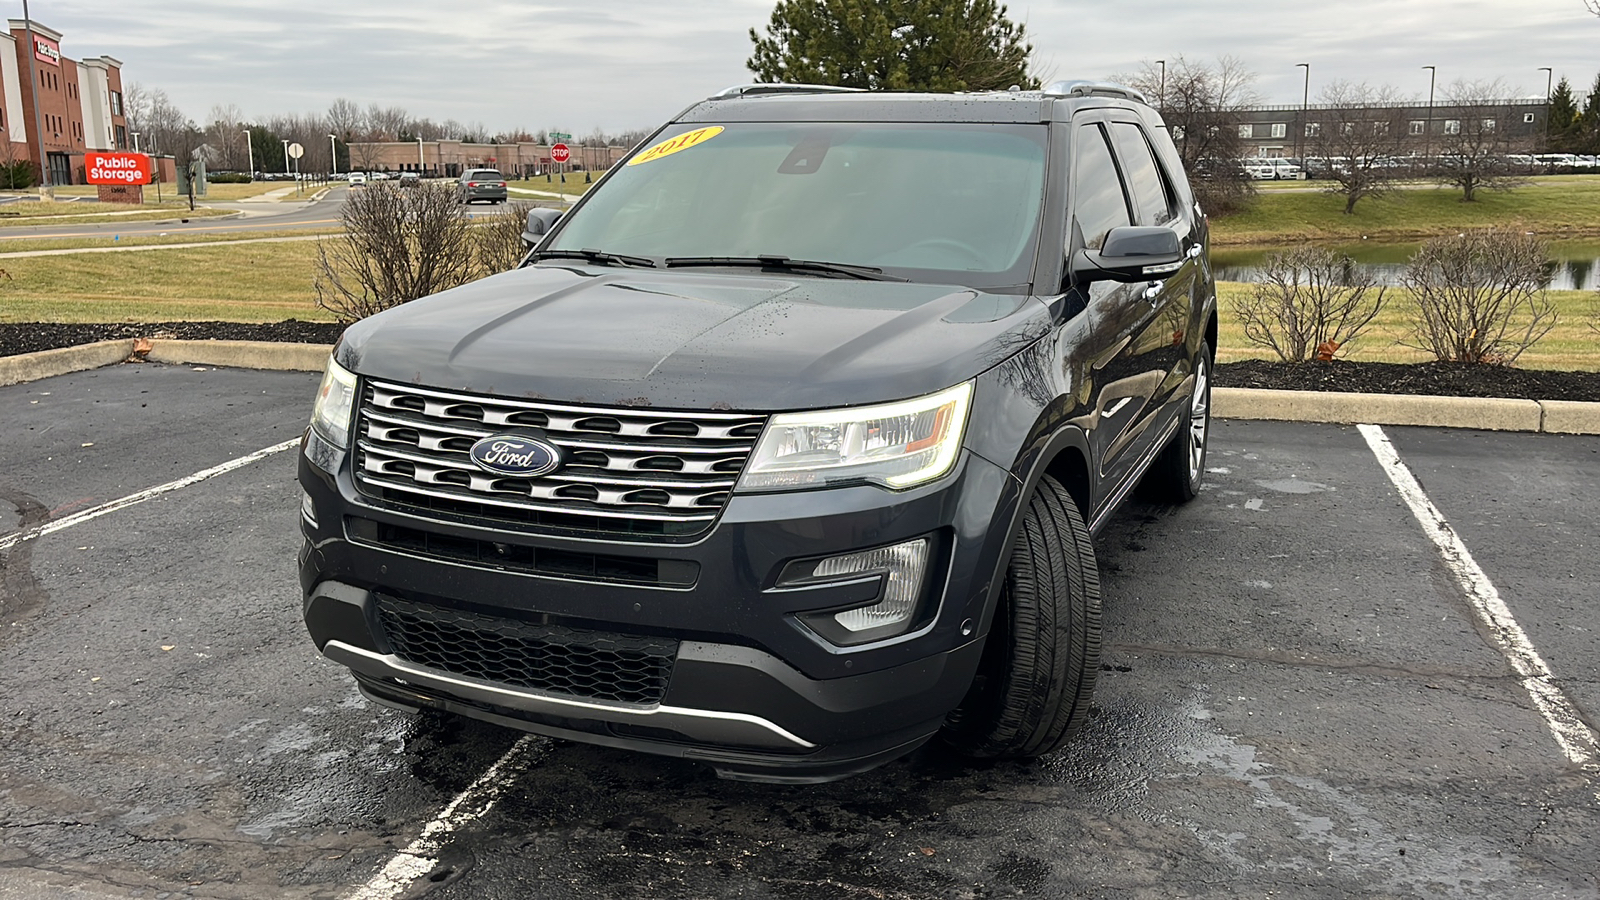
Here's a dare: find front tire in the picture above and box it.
[941,474,1101,759]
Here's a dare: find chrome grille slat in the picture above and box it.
[356,379,765,536]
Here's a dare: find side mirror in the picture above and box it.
[1071,225,1184,284]
[522,207,564,246]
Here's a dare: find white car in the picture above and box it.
[346,172,367,186]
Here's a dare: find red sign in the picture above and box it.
[34,35,60,66]
[85,151,151,185]
[550,143,570,164]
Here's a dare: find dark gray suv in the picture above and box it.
[456,168,507,204]
[300,81,1216,782]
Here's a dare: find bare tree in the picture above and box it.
[1122,55,1259,214]
[365,104,409,141]
[327,98,361,141]
[1232,246,1390,361]
[314,182,477,322]
[1432,79,1530,201]
[204,104,248,171]
[1307,81,1410,214]
[1402,231,1556,364]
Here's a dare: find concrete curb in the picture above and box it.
[0,339,135,386]
[143,339,331,372]
[1214,387,1600,436]
[2,342,1596,435]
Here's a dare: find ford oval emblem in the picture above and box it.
[468,434,563,478]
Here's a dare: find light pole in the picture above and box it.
[131,131,141,153]
[243,129,253,179]
[1156,59,1165,111]
[1295,63,1310,161]
[22,0,49,189]
[328,133,338,175]
[1422,65,1437,164]
[1537,66,1553,149]
[281,139,291,176]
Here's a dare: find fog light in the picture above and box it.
[787,538,931,646]
[301,491,319,529]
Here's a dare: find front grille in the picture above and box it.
[375,596,677,706]
[354,380,767,538]
[346,517,699,588]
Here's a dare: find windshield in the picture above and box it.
[548,122,1047,288]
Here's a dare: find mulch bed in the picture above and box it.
[2,321,1597,403]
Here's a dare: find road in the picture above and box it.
[0,187,350,242]
[1,363,1596,899]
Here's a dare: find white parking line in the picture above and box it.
[345,736,545,900]
[0,438,301,552]
[1359,424,1600,774]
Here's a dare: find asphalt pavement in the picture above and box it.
[1,363,1597,899]
[0,187,347,242]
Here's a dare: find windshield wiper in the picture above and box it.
[663,254,907,282]
[532,248,659,268]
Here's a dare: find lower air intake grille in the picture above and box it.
[375,596,677,706]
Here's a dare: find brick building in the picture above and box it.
[1233,98,1549,159]
[348,139,627,178]
[1,18,128,185]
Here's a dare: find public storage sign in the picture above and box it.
[85,152,150,185]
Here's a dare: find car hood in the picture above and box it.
[337,263,1050,411]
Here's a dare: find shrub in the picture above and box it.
[313,183,476,323]
[208,173,252,184]
[472,201,536,276]
[1230,246,1388,361]
[0,160,36,189]
[1401,231,1556,364]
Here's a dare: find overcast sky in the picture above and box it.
[31,0,1600,135]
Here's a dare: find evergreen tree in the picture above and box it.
[747,0,1037,93]
[1548,77,1579,151]
[1582,73,1600,154]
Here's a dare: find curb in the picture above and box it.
[1213,387,1599,436]
[2,342,1597,435]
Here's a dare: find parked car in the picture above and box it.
[1267,159,1304,180]
[345,172,366,186]
[397,171,420,186]
[1240,159,1277,179]
[300,80,1216,782]
[456,168,508,204]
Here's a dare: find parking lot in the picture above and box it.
[2,362,1597,900]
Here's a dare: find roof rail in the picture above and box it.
[1042,80,1148,103]
[709,83,868,100]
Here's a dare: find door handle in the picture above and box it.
[1186,244,1203,259]
[1143,281,1162,305]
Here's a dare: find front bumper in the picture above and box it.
[299,432,1021,781]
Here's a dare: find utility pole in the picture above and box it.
[21,0,49,191]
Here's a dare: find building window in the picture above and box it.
[1305,122,1320,137]
[1270,123,1287,138]
[1238,124,1253,139]
[1482,119,1496,132]
[114,124,127,149]
[1342,122,1355,135]
[1372,121,1390,135]
[110,92,123,116]
[1444,120,1461,135]
[1524,112,1535,123]
[1409,120,1425,135]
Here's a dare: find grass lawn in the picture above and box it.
[0,228,341,255]
[0,205,235,227]
[1212,176,1600,245]
[0,240,334,323]
[38,181,331,202]
[1215,281,1600,371]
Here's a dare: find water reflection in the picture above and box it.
[1213,241,1600,291]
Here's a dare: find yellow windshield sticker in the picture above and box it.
[627,126,724,166]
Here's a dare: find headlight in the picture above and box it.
[737,382,973,492]
[310,358,358,448]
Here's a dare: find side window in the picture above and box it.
[1109,123,1176,226]
[1071,124,1131,250]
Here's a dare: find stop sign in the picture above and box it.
[551,143,570,164]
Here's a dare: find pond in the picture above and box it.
[1212,240,1600,291]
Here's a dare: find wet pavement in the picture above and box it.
[1,364,1597,899]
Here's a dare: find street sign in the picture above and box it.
[550,132,572,141]
[551,143,571,164]
[287,142,304,159]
